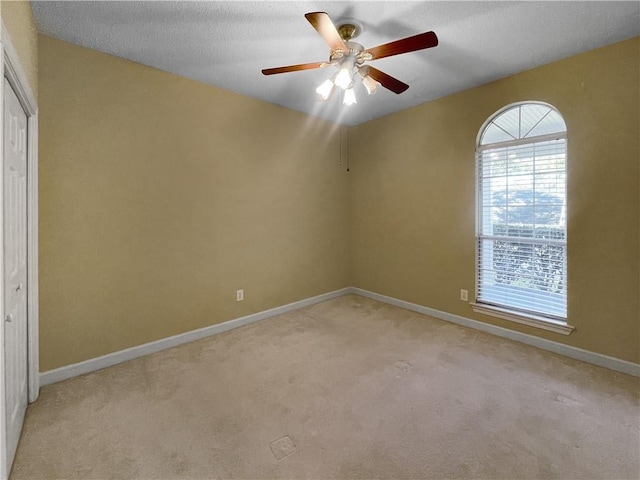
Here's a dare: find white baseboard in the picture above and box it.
[40,287,351,386]
[40,286,639,386]
[352,287,640,377]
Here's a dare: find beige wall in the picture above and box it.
[38,32,640,370]
[1,0,38,98]
[349,37,640,364]
[38,35,350,371]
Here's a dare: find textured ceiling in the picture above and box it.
[32,1,640,126]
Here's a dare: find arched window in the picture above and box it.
[475,103,567,325]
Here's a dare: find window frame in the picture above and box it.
[473,102,574,335]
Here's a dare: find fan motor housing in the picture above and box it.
[330,41,364,62]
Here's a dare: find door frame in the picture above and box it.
[0,20,39,478]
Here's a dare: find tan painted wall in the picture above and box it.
[38,32,640,370]
[38,35,350,371]
[349,37,640,364]
[1,0,38,98]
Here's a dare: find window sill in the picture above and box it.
[470,303,575,335]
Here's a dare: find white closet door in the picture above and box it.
[3,77,28,473]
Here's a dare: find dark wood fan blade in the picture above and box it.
[363,31,438,61]
[262,62,326,75]
[366,66,409,94]
[305,12,348,53]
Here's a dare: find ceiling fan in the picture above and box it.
[262,12,438,105]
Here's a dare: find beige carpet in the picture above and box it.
[12,295,640,479]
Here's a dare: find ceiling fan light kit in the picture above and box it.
[262,12,438,107]
[360,66,380,95]
[334,54,357,89]
[315,76,336,100]
[343,86,357,106]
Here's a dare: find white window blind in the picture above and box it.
[477,104,567,320]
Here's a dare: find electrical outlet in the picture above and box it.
[460,289,468,302]
[236,289,244,302]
